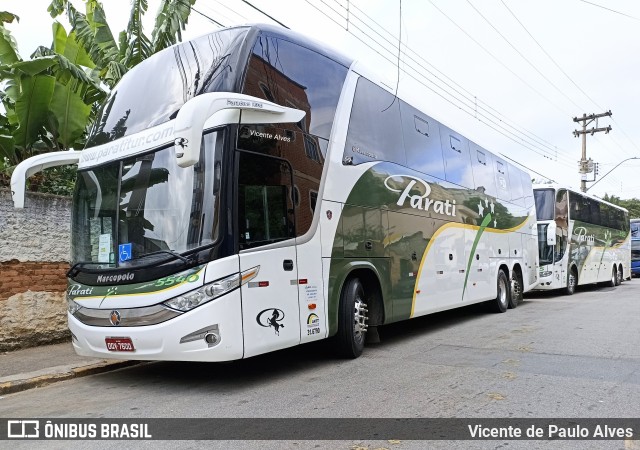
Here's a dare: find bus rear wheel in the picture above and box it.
[615,265,623,286]
[336,277,368,358]
[565,268,577,295]
[508,271,523,309]
[488,270,509,313]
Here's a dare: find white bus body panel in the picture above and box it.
[69,288,245,362]
[239,243,300,358]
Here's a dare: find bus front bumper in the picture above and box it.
[68,290,244,362]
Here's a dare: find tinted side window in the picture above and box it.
[344,78,405,165]
[555,189,568,226]
[440,125,474,188]
[237,124,327,237]
[237,151,295,250]
[244,35,348,140]
[470,142,496,197]
[401,102,445,179]
[570,192,591,223]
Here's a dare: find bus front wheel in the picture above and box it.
[336,277,368,358]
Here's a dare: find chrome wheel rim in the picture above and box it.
[498,277,508,308]
[353,296,368,341]
[511,277,522,302]
[568,273,575,290]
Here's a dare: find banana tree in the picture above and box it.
[48,0,197,88]
[0,13,102,168]
[1,0,198,193]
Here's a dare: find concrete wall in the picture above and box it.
[0,188,71,351]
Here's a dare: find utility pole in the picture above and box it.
[573,111,612,192]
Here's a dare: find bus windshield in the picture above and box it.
[86,27,249,147]
[534,189,555,221]
[71,131,222,267]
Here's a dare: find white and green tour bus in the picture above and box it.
[534,185,630,294]
[12,24,539,361]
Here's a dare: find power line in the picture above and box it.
[465,0,585,112]
[578,0,640,22]
[195,3,242,27]
[499,153,556,183]
[316,0,577,167]
[175,0,225,27]
[382,0,402,112]
[426,0,571,117]
[241,0,289,29]
[210,0,250,23]
[304,0,576,169]
[500,0,639,160]
[336,0,575,164]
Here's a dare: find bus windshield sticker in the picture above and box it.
[118,243,132,263]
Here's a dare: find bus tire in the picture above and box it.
[508,271,523,309]
[336,277,368,358]
[489,270,509,313]
[565,268,577,295]
[608,266,617,288]
[616,265,623,286]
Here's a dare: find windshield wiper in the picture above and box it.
[67,250,191,278]
[127,249,189,264]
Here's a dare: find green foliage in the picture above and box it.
[152,0,196,53]
[602,193,640,219]
[1,1,198,195]
[29,164,77,196]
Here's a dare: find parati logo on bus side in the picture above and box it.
[384,175,457,216]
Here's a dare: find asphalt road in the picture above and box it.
[2,279,640,450]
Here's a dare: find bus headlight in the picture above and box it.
[67,298,83,315]
[164,266,259,312]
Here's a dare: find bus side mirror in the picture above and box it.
[11,150,81,208]
[174,93,305,168]
[546,222,557,246]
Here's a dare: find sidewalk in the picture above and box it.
[0,342,141,396]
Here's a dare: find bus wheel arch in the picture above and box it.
[508,264,523,309]
[334,266,384,358]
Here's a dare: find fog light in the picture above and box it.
[204,333,219,345]
[180,324,221,347]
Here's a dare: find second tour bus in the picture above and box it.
[632,219,640,277]
[13,24,539,360]
[534,185,630,293]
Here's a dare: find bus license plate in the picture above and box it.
[105,337,135,352]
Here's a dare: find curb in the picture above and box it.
[0,360,142,396]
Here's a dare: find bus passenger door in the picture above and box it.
[236,151,300,358]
